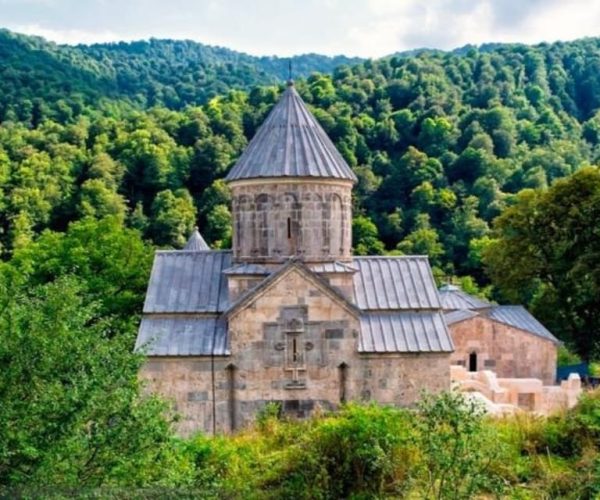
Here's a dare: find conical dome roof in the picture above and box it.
[184,228,210,251]
[225,82,356,182]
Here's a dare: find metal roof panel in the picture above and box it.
[352,257,441,310]
[439,284,491,311]
[143,250,232,313]
[135,316,229,356]
[359,311,453,353]
[488,305,559,343]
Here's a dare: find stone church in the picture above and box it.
[135,81,557,435]
[440,284,559,385]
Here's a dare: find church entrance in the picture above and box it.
[469,352,478,372]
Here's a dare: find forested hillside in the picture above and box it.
[0,29,362,121]
[1,31,600,353]
[1,29,600,492]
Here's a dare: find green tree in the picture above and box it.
[352,215,385,255]
[150,188,196,247]
[9,216,153,323]
[483,167,600,359]
[0,276,175,487]
[396,214,444,267]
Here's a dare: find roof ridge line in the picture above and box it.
[353,255,430,259]
[156,249,233,254]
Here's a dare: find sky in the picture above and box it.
[1,0,600,58]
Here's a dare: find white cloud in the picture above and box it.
[4,0,600,56]
[519,0,600,45]
[8,23,136,45]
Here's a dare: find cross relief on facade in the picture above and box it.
[284,317,307,384]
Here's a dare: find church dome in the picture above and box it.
[225,82,357,182]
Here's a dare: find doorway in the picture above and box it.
[469,352,478,372]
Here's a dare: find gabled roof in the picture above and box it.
[352,256,441,310]
[225,82,357,182]
[225,258,360,319]
[359,311,453,353]
[444,309,479,326]
[143,250,231,313]
[136,316,229,356]
[438,284,491,311]
[488,306,560,344]
[443,305,560,344]
[184,228,210,251]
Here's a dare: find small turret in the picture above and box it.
[184,227,210,251]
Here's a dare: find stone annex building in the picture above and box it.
[135,81,559,435]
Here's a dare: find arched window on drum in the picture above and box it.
[329,194,344,256]
[278,192,299,257]
[255,194,273,257]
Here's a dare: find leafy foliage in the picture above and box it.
[0,276,175,487]
[0,29,362,122]
[484,167,600,359]
[416,391,501,498]
[2,32,600,347]
[178,393,599,498]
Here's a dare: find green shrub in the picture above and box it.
[415,391,505,499]
[267,404,416,499]
[557,345,582,366]
[148,391,600,498]
[573,388,600,443]
[256,401,282,432]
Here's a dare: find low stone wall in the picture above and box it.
[451,365,582,415]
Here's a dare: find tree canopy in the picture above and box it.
[483,167,600,360]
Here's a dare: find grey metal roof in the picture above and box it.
[135,315,229,356]
[222,263,271,275]
[143,251,231,313]
[438,284,491,311]
[225,83,357,182]
[444,309,479,326]
[310,261,358,274]
[184,228,210,251]
[352,257,441,310]
[487,306,560,344]
[359,312,453,353]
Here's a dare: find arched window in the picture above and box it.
[256,194,272,257]
[469,352,478,372]
[330,194,343,256]
[277,192,298,256]
[338,362,348,403]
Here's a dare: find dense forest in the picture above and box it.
[0,29,362,118]
[1,30,600,355]
[1,30,600,493]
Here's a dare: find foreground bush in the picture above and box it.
[181,390,599,499]
[2,388,598,498]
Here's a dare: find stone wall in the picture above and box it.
[359,354,450,406]
[451,366,581,415]
[449,316,557,385]
[230,178,353,263]
[139,357,231,436]
[140,266,451,436]
[227,266,361,429]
